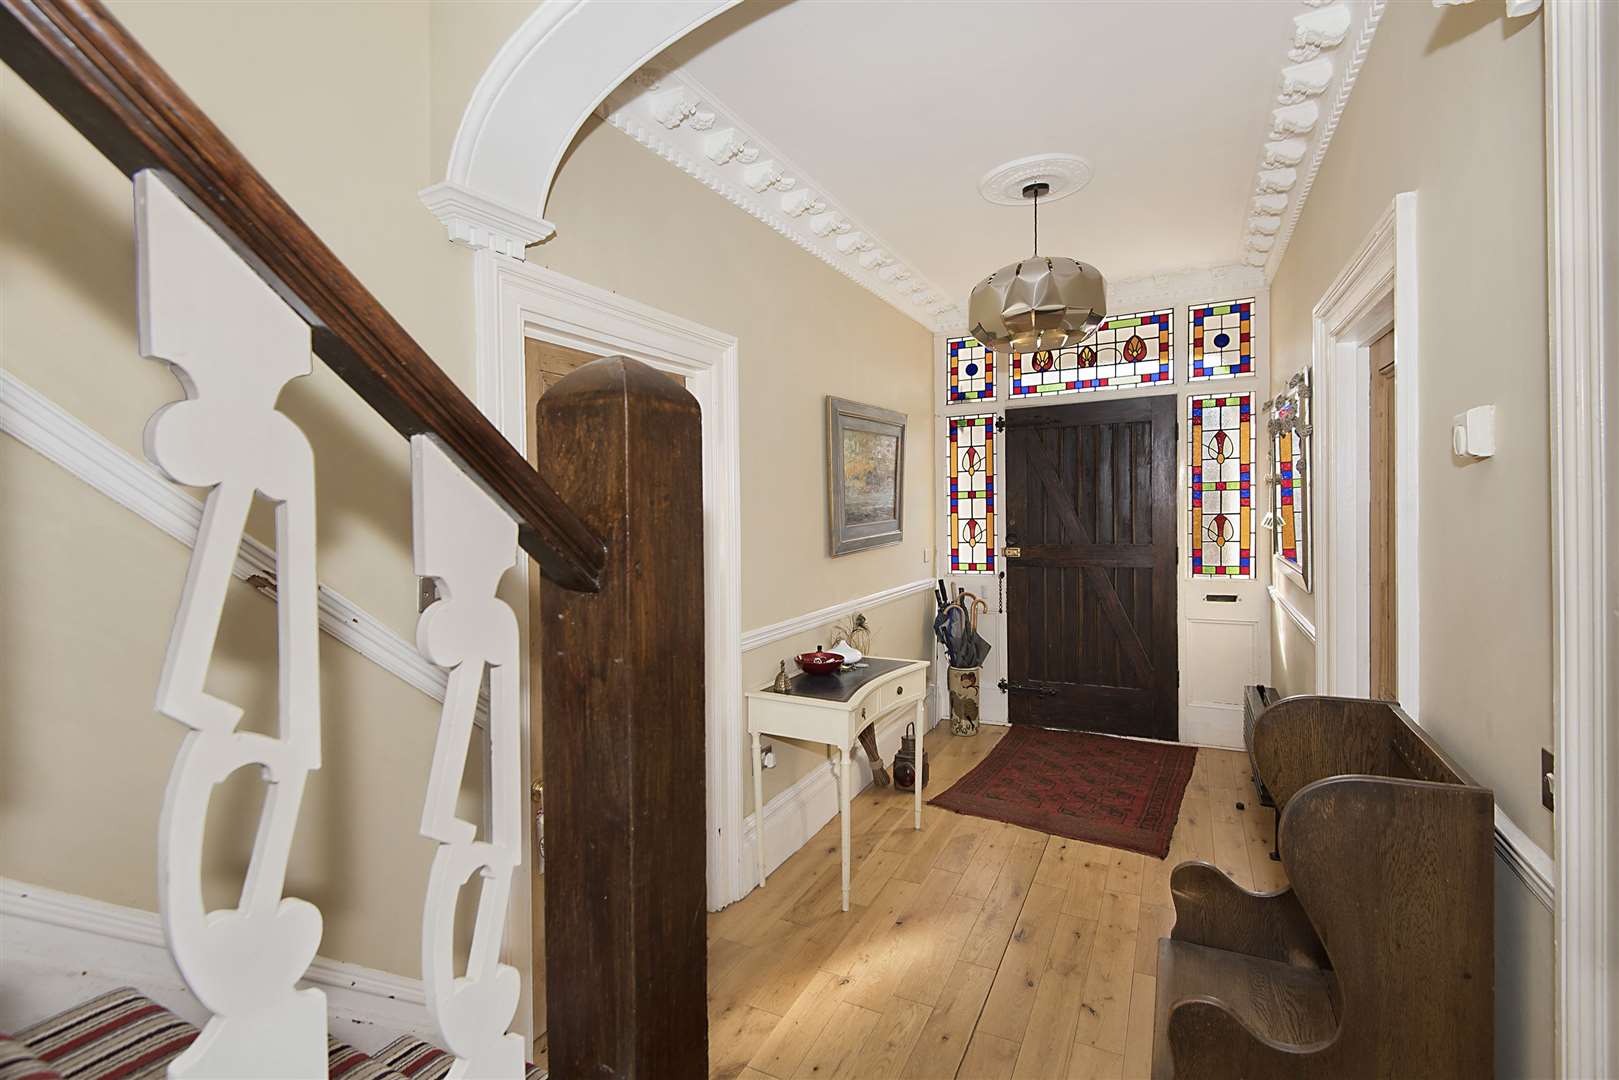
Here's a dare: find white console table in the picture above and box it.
[745,656,929,912]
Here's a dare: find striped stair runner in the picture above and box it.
[5,989,545,1080]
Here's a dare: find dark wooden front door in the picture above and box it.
[1004,395,1179,739]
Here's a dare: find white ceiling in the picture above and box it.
[658,0,1307,297]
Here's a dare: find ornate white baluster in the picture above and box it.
[412,435,525,1078]
[133,171,327,1078]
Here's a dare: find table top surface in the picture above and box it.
[752,657,920,703]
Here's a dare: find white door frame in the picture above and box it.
[1543,5,1611,1075]
[472,254,746,937]
[1311,193,1421,721]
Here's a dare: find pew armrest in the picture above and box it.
[1168,861,1327,969]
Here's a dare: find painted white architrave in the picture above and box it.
[425,0,737,256]
[474,252,746,926]
[412,436,524,1079]
[1311,193,1420,722]
[133,171,327,1078]
[1543,3,1612,1075]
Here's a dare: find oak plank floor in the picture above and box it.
[708,726,1284,1080]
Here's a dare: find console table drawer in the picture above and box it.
[879,670,926,716]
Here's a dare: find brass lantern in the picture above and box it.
[968,182,1106,354]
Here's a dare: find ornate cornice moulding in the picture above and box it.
[598,66,963,334]
[1245,1,1388,282]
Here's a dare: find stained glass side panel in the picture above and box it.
[1188,392,1254,577]
[948,413,996,572]
[1008,307,1174,397]
[1189,297,1256,380]
[946,336,995,403]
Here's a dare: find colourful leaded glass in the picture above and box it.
[1270,370,1312,586]
[1188,392,1254,577]
[1189,298,1255,380]
[1008,308,1174,397]
[946,337,995,403]
[948,414,996,572]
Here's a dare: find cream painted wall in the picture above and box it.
[0,1,487,981]
[1266,5,1554,1072]
[535,116,937,813]
[1268,1,1553,848]
[3,0,937,985]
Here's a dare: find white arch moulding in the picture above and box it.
[420,0,738,257]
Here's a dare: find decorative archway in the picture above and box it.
[419,0,737,257]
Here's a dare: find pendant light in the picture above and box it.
[968,182,1106,354]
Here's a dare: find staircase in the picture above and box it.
[0,2,707,1076]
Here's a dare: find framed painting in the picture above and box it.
[826,396,906,556]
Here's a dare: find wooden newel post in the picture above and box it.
[536,357,708,1078]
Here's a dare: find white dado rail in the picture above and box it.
[133,172,528,1077]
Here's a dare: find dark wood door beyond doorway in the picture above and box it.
[1004,395,1179,739]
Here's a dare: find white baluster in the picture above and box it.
[133,170,327,1078]
[411,435,525,1079]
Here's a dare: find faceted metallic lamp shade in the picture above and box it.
[968,256,1106,354]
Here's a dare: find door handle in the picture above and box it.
[1005,546,1022,558]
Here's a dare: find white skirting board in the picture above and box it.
[739,693,940,888]
[0,879,437,1055]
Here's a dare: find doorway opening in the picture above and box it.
[1368,329,1397,700]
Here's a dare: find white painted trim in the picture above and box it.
[473,255,746,928]
[436,0,736,234]
[741,578,936,652]
[1311,193,1420,722]
[597,67,959,332]
[1543,4,1612,1075]
[0,372,469,716]
[0,879,433,1055]
[1267,584,1317,642]
[418,181,554,260]
[1494,808,1556,913]
[1257,1,1388,281]
[739,703,939,887]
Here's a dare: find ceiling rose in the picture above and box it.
[977,153,1094,207]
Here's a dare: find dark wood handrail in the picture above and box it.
[0,0,607,592]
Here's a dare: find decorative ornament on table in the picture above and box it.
[968,179,1106,355]
[892,721,930,793]
[771,660,791,694]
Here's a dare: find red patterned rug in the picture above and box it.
[928,726,1197,858]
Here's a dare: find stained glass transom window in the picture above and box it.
[1189,298,1255,380]
[1008,308,1174,397]
[1269,370,1312,587]
[1188,393,1254,578]
[946,337,995,403]
[948,413,996,572]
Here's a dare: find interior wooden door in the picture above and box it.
[1369,330,1397,699]
[1004,395,1178,738]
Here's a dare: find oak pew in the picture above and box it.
[1152,695,1495,1079]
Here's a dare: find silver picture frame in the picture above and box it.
[826,396,906,557]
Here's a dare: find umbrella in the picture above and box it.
[933,581,992,669]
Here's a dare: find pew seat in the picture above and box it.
[1152,694,1495,1079]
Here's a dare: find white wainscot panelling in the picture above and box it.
[1183,611,1261,749]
